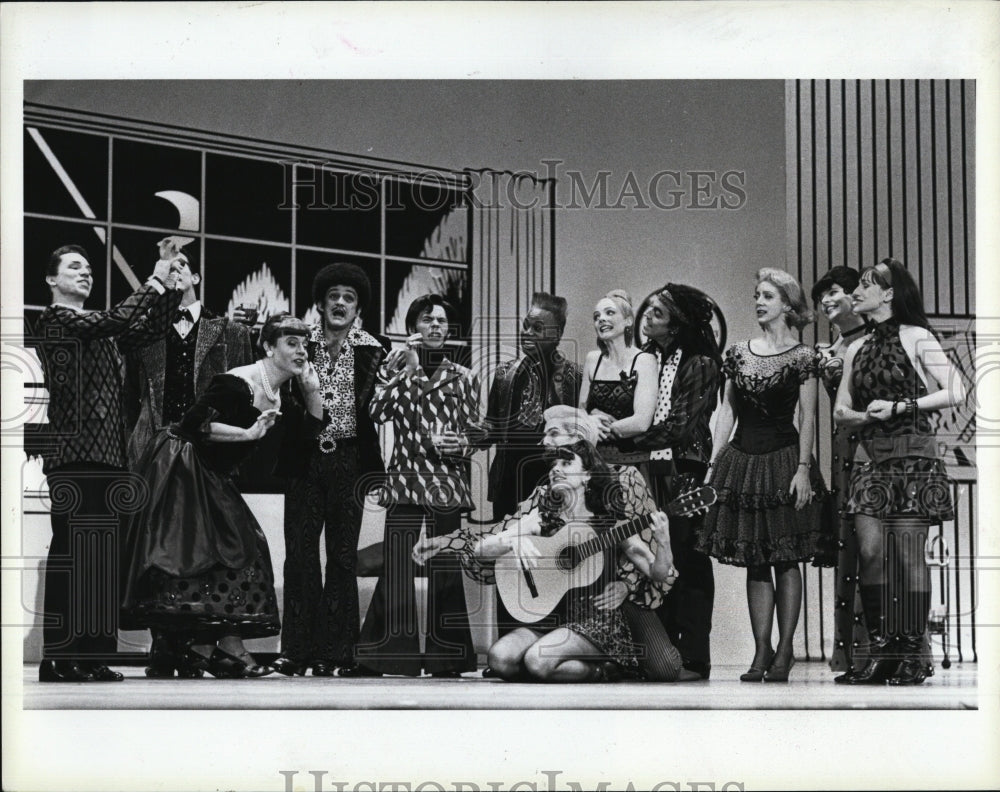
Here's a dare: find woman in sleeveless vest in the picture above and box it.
[832,259,964,686]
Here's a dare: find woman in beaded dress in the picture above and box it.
[121,315,325,678]
[698,268,831,683]
[832,259,964,686]
[811,267,870,672]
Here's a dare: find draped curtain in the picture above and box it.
[466,169,556,516]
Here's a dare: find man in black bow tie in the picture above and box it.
[122,240,254,678]
[124,241,255,470]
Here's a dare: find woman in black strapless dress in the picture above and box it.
[121,314,325,678]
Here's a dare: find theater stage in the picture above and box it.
[21,661,977,710]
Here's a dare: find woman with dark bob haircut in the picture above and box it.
[811,267,871,673]
[121,313,325,678]
[345,292,479,677]
[832,258,964,686]
[698,268,831,683]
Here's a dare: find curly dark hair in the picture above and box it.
[635,282,724,370]
[541,440,623,521]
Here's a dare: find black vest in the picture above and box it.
[163,320,199,424]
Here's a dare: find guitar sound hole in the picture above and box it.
[557,547,579,571]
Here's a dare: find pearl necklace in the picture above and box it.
[257,360,278,402]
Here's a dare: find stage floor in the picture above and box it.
[21,661,978,710]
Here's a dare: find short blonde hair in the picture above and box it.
[542,405,601,447]
[756,268,814,329]
[595,289,635,352]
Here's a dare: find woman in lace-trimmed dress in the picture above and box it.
[121,314,325,679]
[832,259,964,686]
[698,268,830,683]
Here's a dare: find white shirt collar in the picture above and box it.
[177,301,202,323]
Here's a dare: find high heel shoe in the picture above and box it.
[334,663,382,678]
[739,650,775,682]
[272,656,309,676]
[764,656,796,683]
[209,648,275,679]
[84,663,124,682]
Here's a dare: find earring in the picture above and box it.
[267,350,274,357]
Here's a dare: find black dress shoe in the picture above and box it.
[334,663,382,678]
[145,665,176,679]
[272,656,309,676]
[311,661,337,677]
[39,659,95,683]
[85,664,124,682]
[208,648,274,679]
[481,666,501,678]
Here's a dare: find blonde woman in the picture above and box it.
[698,268,830,683]
[579,289,658,465]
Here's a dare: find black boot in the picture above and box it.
[888,635,929,685]
[889,592,931,686]
[144,633,177,679]
[835,584,891,684]
[835,632,899,685]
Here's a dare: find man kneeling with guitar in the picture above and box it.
[414,410,714,682]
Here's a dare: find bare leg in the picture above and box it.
[487,628,543,681]
[522,628,607,682]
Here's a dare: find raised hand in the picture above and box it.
[297,361,321,395]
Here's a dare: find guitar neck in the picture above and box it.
[575,513,654,560]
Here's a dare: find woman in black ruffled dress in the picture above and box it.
[698,268,830,682]
[832,259,964,686]
[121,314,325,678]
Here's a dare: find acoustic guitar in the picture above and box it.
[494,484,716,624]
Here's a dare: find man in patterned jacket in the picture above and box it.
[35,243,181,682]
[272,262,390,677]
